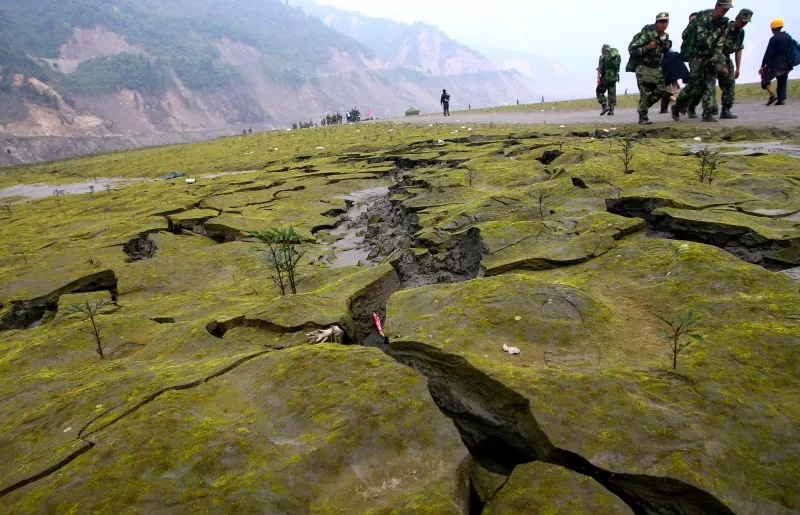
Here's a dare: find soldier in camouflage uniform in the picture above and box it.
[672,1,733,122]
[596,44,620,115]
[627,12,671,124]
[691,8,752,118]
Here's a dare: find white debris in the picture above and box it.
[356,130,360,133]
[306,325,344,344]
[680,243,689,249]
[467,128,473,131]
[316,146,325,150]
[559,125,566,128]
[63,427,72,433]
[694,137,703,142]
[502,344,521,355]
[514,316,522,321]
[185,178,196,184]
[436,139,445,144]
[461,126,466,129]
[244,151,253,155]
[429,124,434,127]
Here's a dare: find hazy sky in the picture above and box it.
[314,0,798,96]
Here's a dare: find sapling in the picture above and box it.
[696,147,723,185]
[2,201,11,216]
[619,136,636,173]
[63,299,114,359]
[657,311,704,370]
[251,227,305,295]
[533,189,552,221]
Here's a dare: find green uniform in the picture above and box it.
[717,23,745,110]
[628,24,670,122]
[674,10,730,120]
[596,49,620,110]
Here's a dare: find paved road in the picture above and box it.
[398,101,800,129]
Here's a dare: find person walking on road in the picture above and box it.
[441,89,451,116]
[714,8,753,118]
[627,12,671,124]
[760,18,794,105]
[660,40,690,113]
[597,44,621,115]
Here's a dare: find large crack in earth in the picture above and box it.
[389,340,736,515]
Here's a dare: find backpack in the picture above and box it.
[608,48,622,77]
[626,25,651,72]
[680,9,713,61]
[789,34,800,69]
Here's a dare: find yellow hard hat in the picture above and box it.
[770,18,784,29]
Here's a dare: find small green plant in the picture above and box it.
[533,189,552,221]
[89,185,95,197]
[53,188,66,205]
[251,227,305,295]
[464,166,476,187]
[63,299,114,359]
[657,311,704,370]
[2,201,11,216]
[619,136,636,173]
[697,147,723,185]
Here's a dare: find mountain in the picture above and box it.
[0,0,535,164]
[292,0,494,76]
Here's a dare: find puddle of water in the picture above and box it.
[684,141,800,158]
[0,170,262,202]
[0,178,141,201]
[329,187,389,267]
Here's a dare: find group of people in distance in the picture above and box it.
[596,1,795,124]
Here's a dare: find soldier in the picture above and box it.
[717,9,753,118]
[596,44,621,115]
[672,1,733,122]
[627,12,671,124]
[440,89,451,116]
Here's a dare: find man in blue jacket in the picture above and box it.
[660,40,690,113]
[760,18,793,105]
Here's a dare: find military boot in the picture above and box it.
[600,105,610,116]
[670,104,680,122]
[711,105,719,116]
[687,106,698,119]
[720,106,738,119]
[702,114,719,122]
[638,114,652,125]
[607,108,615,116]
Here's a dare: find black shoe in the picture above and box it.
[670,105,680,122]
[607,109,614,116]
[638,116,652,125]
[767,95,777,105]
[711,106,719,116]
[659,109,668,114]
[702,115,718,122]
[720,109,738,119]
[775,100,786,106]
[687,110,698,119]
[600,106,610,115]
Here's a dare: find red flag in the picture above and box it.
[365,109,372,118]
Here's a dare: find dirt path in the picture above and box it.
[398,101,800,128]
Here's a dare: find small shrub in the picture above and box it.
[251,227,305,295]
[619,136,636,173]
[533,189,552,221]
[63,299,114,358]
[657,311,704,370]
[697,147,723,185]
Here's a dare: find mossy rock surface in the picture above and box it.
[1,346,467,513]
[2,122,800,513]
[484,462,633,514]
[387,238,800,513]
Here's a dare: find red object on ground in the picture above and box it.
[371,312,385,336]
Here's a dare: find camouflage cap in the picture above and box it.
[655,12,669,22]
[716,1,734,7]
[737,8,753,22]
[602,44,611,51]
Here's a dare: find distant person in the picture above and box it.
[516,99,519,105]
[627,12,671,124]
[440,89,451,116]
[660,40,690,113]
[760,18,794,105]
[596,44,621,115]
